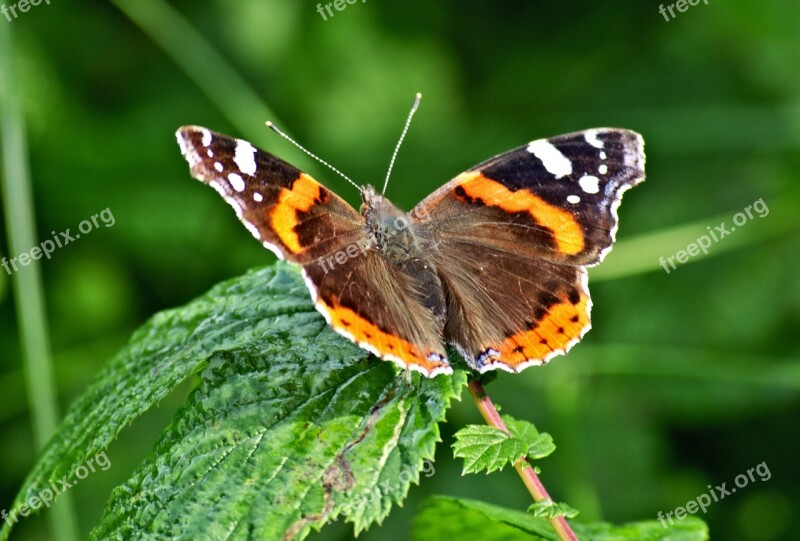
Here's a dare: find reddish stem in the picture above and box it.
[467,379,578,541]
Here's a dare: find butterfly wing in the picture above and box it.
[177,125,364,264]
[412,128,644,371]
[176,126,450,376]
[415,128,645,267]
[303,251,451,376]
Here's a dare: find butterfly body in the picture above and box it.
[177,125,645,377]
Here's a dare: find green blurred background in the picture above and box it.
[1,1,798,540]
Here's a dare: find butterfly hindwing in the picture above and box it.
[430,243,591,372]
[303,250,451,376]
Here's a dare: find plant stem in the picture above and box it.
[467,379,578,541]
[0,20,80,541]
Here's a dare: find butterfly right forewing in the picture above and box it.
[409,128,645,372]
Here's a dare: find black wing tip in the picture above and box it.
[584,127,646,186]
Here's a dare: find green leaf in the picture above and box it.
[503,415,556,460]
[1,262,466,541]
[578,518,709,541]
[413,495,557,541]
[452,425,527,474]
[413,496,709,541]
[452,416,555,476]
[528,499,579,519]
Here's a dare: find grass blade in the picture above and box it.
[0,20,80,541]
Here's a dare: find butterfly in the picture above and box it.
[176,103,644,378]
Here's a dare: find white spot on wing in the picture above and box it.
[598,164,608,175]
[206,149,214,158]
[567,194,581,204]
[200,128,212,147]
[585,130,604,148]
[234,140,257,176]
[592,131,646,266]
[579,175,600,194]
[228,173,246,192]
[253,192,264,202]
[214,162,224,172]
[527,139,572,179]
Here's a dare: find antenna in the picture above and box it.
[265,121,361,191]
[382,92,421,195]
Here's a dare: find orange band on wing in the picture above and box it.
[454,172,585,255]
[269,173,325,254]
[490,289,590,369]
[316,298,450,375]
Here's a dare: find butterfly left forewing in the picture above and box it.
[177,126,364,264]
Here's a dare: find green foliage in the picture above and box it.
[1,263,466,541]
[452,416,554,475]
[413,496,709,541]
[0,258,709,540]
[504,415,556,460]
[528,499,579,520]
[452,425,528,475]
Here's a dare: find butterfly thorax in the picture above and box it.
[360,185,422,264]
[360,185,447,329]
